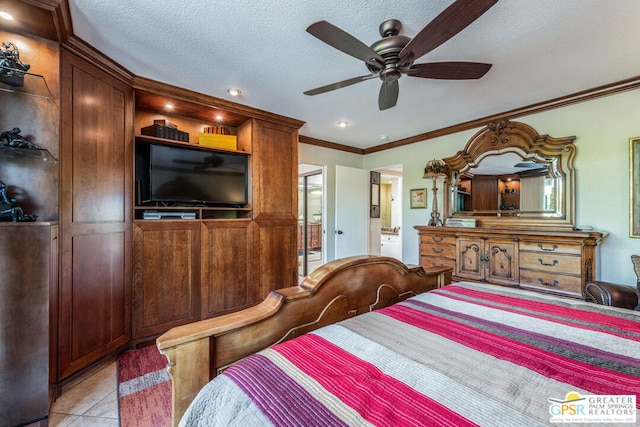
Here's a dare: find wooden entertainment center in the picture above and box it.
[131,83,304,344]
[1,1,304,409]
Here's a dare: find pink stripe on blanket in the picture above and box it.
[383,304,640,408]
[436,285,640,339]
[275,334,478,427]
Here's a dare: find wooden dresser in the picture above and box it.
[415,120,607,300]
[415,226,605,299]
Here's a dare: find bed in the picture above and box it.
[156,255,639,426]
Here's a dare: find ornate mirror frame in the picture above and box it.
[442,120,577,230]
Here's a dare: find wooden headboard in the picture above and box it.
[157,255,451,426]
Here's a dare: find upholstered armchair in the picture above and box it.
[584,255,640,310]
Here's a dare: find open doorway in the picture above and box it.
[376,166,403,260]
[298,163,324,280]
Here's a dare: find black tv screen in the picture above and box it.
[147,144,248,206]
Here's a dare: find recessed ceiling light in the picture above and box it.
[215,114,223,121]
[165,103,173,109]
[379,135,389,141]
[227,88,241,97]
[337,121,348,128]
[0,11,14,20]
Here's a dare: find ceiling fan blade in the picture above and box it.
[307,20,384,68]
[407,62,492,79]
[399,0,497,66]
[303,74,376,96]
[378,80,399,111]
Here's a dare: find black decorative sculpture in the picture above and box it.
[0,127,40,149]
[0,41,30,87]
[0,180,36,222]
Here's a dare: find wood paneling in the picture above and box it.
[0,0,61,42]
[133,222,200,339]
[201,220,254,318]
[255,220,297,300]
[70,67,127,223]
[68,232,127,360]
[0,223,56,426]
[58,49,132,380]
[251,119,298,220]
[471,176,499,211]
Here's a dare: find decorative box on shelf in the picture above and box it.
[198,133,237,150]
[141,124,189,142]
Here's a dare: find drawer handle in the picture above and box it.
[537,244,558,252]
[431,247,444,254]
[538,258,558,267]
[538,278,559,287]
[432,236,444,243]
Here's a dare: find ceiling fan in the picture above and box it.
[303,0,497,110]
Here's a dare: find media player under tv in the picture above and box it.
[142,210,197,220]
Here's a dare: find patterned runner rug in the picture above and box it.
[118,345,172,426]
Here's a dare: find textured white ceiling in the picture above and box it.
[68,0,640,150]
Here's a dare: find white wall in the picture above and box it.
[301,87,640,286]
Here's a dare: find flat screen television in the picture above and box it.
[135,142,248,207]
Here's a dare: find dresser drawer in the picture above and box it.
[420,243,456,259]
[519,241,582,255]
[421,234,456,246]
[420,256,456,270]
[519,251,582,275]
[519,270,582,297]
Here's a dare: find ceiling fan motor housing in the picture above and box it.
[367,20,412,82]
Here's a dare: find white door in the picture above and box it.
[335,165,369,258]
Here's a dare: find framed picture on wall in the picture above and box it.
[410,188,427,209]
[631,136,640,237]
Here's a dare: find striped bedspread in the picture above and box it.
[180,281,640,426]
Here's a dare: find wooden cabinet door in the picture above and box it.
[456,237,485,281]
[249,119,298,220]
[0,224,55,425]
[485,239,519,286]
[456,237,518,285]
[201,220,254,318]
[133,222,200,339]
[255,219,298,299]
[58,50,132,380]
[471,176,499,211]
[247,119,299,290]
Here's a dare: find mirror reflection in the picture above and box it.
[450,152,563,217]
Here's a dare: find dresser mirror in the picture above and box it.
[442,120,577,229]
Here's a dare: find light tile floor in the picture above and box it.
[49,361,119,427]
